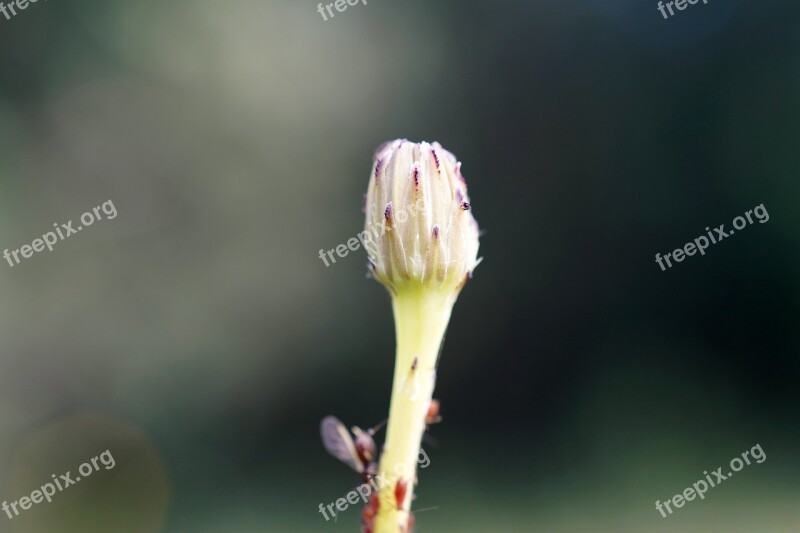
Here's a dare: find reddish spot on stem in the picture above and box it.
[362,492,379,533]
[395,478,409,509]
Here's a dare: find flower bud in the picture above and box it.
[364,139,480,294]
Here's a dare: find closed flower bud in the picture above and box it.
[364,139,481,294]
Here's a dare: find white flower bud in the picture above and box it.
[364,139,481,294]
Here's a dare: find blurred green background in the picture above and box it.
[0,0,798,531]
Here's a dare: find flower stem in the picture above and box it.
[373,286,455,533]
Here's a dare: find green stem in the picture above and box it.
[373,287,455,533]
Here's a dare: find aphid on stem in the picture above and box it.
[320,416,385,484]
[425,399,442,426]
[362,492,380,533]
[394,478,409,509]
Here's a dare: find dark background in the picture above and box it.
[0,0,798,531]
